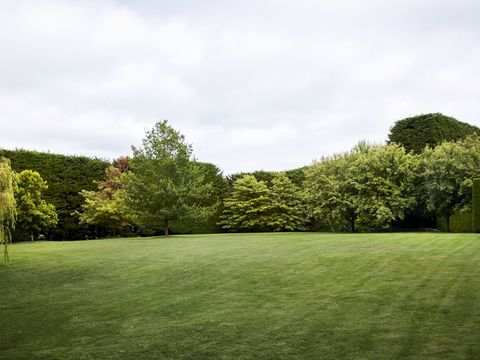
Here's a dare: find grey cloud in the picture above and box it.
[1,0,480,173]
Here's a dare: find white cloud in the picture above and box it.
[1,0,480,173]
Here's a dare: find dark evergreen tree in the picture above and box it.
[388,113,480,153]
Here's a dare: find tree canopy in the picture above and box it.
[172,161,229,234]
[219,175,274,232]
[219,173,307,232]
[14,170,58,241]
[227,167,306,188]
[304,143,419,231]
[388,113,480,153]
[269,173,308,231]
[123,120,213,235]
[422,134,480,230]
[79,165,131,236]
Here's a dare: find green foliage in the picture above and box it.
[0,149,109,240]
[14,170,58,241]
[219,175,273,232]
[0,158,16,262]
[79,166,131,236]
[269,173,308,231]
[227,167,306,188]
[388,113,480,153]
[304,153,351,231]
[304,142,419,232]
[284,167,307,187]
[423,134,480,230]
[228,170,275,186]
[220,174,307,232]
[123,120,214,235]
[473,179,480,232]
[173,162,229,234]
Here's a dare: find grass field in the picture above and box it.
[1,233,480,359]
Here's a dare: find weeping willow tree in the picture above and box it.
[0,158,16,263]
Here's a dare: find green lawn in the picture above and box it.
[1,233,480,359]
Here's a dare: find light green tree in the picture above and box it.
[0,158,16,262]
[15,170,58,241]
[123,120,213,236]
[269,173,308,231]
[218,175,274,232]
[304,152,356,231]
[305,143,418,231]
[350,143,419,230]
[79,166,131,236]
[422,134,480,231]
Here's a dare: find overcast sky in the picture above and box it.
[1,0,480,174]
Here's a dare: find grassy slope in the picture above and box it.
[1,233,480,360]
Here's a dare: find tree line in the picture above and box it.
[1,112,480,252]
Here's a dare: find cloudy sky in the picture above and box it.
[1,0,480,173]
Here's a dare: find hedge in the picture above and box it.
[473,178,480,232]
[437,212,473,233]
[0,149,109,240]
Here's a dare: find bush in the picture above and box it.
[437,212,473,232]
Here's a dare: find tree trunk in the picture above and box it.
[446,213,450,232]
[164,221,169,236]
[31,231,34,242]
[4,242,9,263]
[350,216,355,233]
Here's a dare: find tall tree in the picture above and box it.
[123,120,213,236]
[219,175,273,232]
[14,170,58,241]
[0,158,16,262]
[388,113,480,153]
[269,173,308,231]
[305,143,418,232]
[423,134,480,231]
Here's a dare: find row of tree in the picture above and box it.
[2,112,480,248]
[75,116,480,235]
